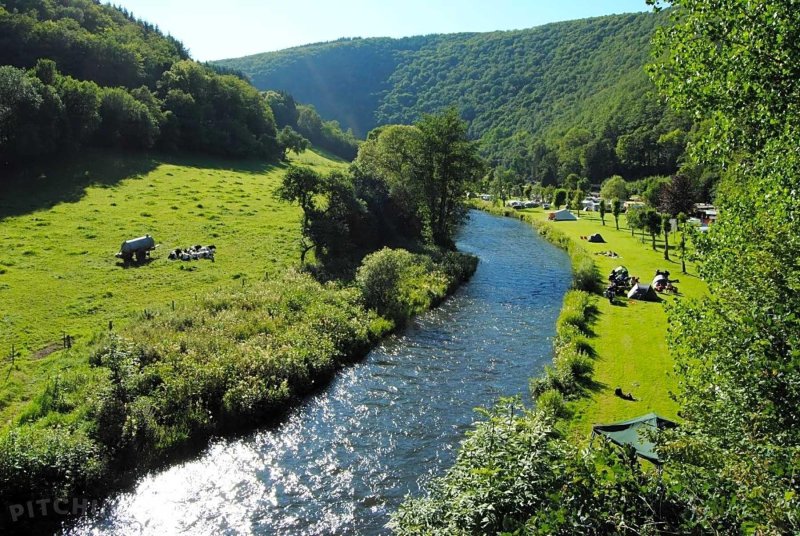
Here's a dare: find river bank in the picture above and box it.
[390,204,710,533]
[65,210,572,534]
[472,200,708,434]
[0,246,476,534]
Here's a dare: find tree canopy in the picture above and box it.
[648,0,800,531]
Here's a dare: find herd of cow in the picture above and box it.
[167,245,216,262]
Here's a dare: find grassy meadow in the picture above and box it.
[0,148,345,428]
[476,201,708,436]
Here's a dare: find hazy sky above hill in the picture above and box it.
[110,0,650,62]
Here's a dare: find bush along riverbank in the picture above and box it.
[391,206,699,534]
[0,248,476,532]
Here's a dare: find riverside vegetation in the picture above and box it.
[392,1,800,533]
[0,34,482,528]
[0,107,480,530]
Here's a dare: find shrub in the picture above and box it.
[355,247,416,323]
[555,346,594,379]
[0,426,106,506]
[572,254,598,292]
[357,247,477,325]
[535,388,569,420]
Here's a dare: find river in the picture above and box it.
[66,210,571,535]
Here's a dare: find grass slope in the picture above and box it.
[477,202,707,436]
[0,149,345,428]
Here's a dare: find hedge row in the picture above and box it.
[530,290,594,411]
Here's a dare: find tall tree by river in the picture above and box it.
[649,0,800,531]
[354,109,483,249]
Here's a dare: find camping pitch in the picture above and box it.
[548,209,577,221]
[627,283,659,301]
[591,413,678,465]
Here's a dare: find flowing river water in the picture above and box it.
[66,210,571,535]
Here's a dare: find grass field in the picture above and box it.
[0,148,345,428]
[477,202,708,437]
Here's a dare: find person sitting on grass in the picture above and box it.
[605,285,616,305]
[614,387,636,401]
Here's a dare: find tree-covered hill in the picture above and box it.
[0,0,189,90]
[216,11,690,182]
[0,0,359,168]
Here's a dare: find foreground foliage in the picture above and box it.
[648,0,800,531]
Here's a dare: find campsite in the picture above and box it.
[3,0,799,533]
[477,201,708,432]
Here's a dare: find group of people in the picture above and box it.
[652,270,678,293]
[603,267,679,305]
[604,266,631,304]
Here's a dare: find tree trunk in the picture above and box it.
[664,231,670,260]
[680,229,686,273]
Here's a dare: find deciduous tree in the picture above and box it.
[600,175,628,202]
[599,199,606,226]
[611,198,621,230]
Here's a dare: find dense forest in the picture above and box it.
[0,0,358,169]
[217,11,697,185]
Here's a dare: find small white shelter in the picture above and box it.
[549,209,578,221]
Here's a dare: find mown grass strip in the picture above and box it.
[473,201,708,435]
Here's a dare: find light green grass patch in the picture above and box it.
[0,149,344,427]
[477,202,707,437]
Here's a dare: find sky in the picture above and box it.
[111,0,651,62]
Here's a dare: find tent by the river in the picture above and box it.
[548,209,577,221]
[588,233,605,243]
[627,283,659,301]
[591,413,678,465]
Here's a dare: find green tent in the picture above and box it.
[591,413,678,465]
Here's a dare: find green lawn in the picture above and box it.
[0,148,344,427]
[480,203,708,437]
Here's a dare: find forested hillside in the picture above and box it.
[0,0,360,168]
[217,11,691,182]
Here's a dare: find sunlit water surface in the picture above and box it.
[66,210,571,535]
